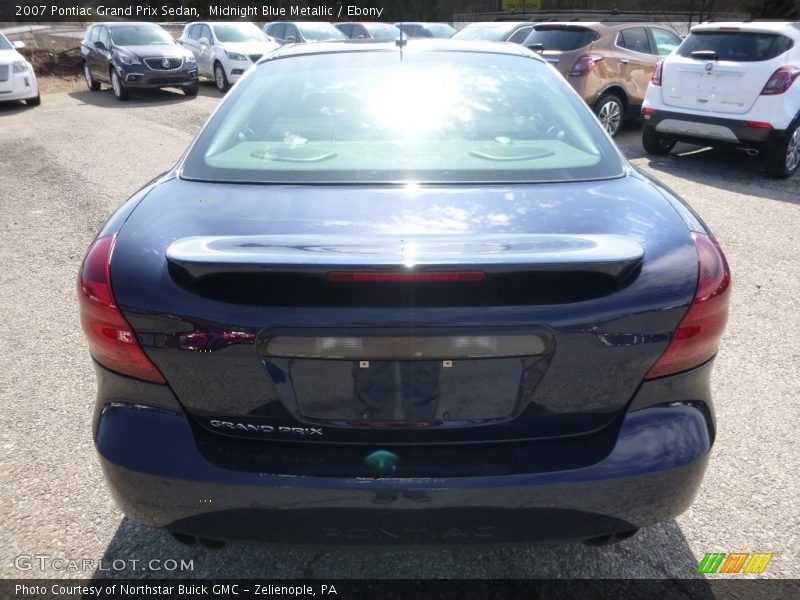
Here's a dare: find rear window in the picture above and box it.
[678,31,794,62]
[181,50,623,184]
[524,26,598,51]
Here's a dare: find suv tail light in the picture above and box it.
[569,53,604,77]
[760,66,800,95]
[651,59,664,86]
[645,232,730,380]
[78,235,166,383]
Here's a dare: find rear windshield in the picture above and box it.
[678,31,794,62]
[365,24,400,41]
[181,50,623,184]
[524,26,598,51]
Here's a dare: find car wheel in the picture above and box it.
[642,127,676,156]
[183,84,199,97]
[214,62,230,93]
[595,93,624,137]
[84,64,100,91]
[25,93,41,107]
[111,69,129,101]
[764,121,800,178]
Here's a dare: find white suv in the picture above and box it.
[0,33,39,106]
[642,22,800,178]
[179,22,279,93]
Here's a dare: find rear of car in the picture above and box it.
[0,34,39,106]
[524,23,681,136]
[642,22,800,178]
[80,42,729,545]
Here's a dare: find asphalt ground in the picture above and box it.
[0,82,798,580]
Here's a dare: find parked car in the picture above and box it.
[0,33,39,106]
[395,22,457,39]
[263,21,347,45]
[80,22,199,101]
[452,21,535,44]
[80,40,729,547]
[523,22,682,136]
[179,22,279,93]
[642,21,800,178]
[335,22,401,41]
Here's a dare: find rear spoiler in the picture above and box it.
[166,234,644,281]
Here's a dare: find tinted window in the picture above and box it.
[268,24,286,40]
[351,25,368,39]
[678,31,794,62]
[650,28,681,56]
[200,25,212,43]
[508,26,534,44]
[335,24,353,38]
[524,26,597,51]
[99,26,111,49]
[89,26,100,43]
[187,24,200,41]
[0,34,11,51]
[296,22,347,41]
[284,24,300,41]
[425,24,457,38]
[618,27,651,54]
[109,25,173,46]
[366,24,400,41]
[183,51,623,184]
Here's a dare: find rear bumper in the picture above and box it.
[642,108,790,150]
[93,361,716,545]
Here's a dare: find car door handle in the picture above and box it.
[619,58,630,64]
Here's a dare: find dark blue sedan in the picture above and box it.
[79,40,730,546]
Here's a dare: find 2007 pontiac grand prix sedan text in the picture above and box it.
[79,40,730,546]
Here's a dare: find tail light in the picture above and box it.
[78,234,166,383]
[760,66,800,95]
[569,53,604,77]
[651,59,664,86]
[645,232,730,380]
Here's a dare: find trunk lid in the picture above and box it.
[111,176,698,444]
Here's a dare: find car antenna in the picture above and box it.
[396,23,406,50]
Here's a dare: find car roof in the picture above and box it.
[263,38,543,61]
[96,22,163,29]
[690,21,800,38]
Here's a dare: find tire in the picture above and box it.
[25,94,41,106]
[213,62,230,93]
[764,121,800,179]
[642,126,677,156]
[183,84,199,97]
[594,93,624,137]
[84,63,100,91]
[110,69,129,101]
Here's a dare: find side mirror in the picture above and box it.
[94,41,107,51]
[13,40,26,50]
[198,37,209,47]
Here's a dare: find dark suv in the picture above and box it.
[81,22,199,101]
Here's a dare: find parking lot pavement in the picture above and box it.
[1,87,798,580]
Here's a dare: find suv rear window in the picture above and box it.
[678,31,794,62]
[524,26,598,51]
[182,51,623,184]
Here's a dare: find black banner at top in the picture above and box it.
[2,0,450,23]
